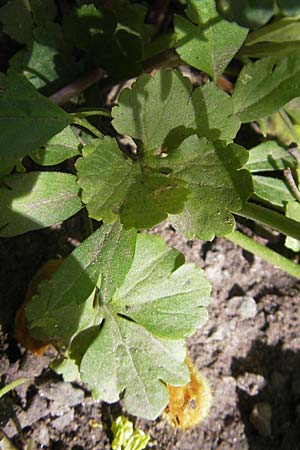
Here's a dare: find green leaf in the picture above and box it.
[9,22,78,90]
[111,416,150,450]
[0,0,33,43]
[253,175,295,208]
[277,0,300,15]
[175,0,248,80]
[112,69,238,148]
[267,110,300,146]
[81,311,189,419]
[27,227,210,419]
[113,233,209,338]
[76,137,189,229]
[245,141,297,172]
[110,69,249,234]
[232,54,300,123]
[0,0,57,44]
[0,172,82,237]
[62,3,145,79]
[112,70,194,153]
[285,200,300,251]
[191,82,240,141]
[81,233,210,419]
[285,97,300,123]
[0,155,17,178]
[216,0,275,29]
[246,17,300,46]
[168,136,252,240]
[26,222,136,342]
[30,126,80,166]
[241,17,300,58]
[0,72,71,159]
[62,4,117,50]
[28,0,57,24]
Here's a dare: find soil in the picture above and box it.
[1,219,300,450]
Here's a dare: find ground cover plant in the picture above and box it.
[1,0,300,443]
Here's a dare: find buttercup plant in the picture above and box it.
[0,0,300,423]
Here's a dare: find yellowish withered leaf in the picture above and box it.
[164,357,212,430]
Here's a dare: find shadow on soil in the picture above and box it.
[231,340,300,450]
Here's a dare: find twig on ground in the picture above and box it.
[50,68,106,106]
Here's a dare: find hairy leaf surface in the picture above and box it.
[112,70,194,153]
[26,227,210,419]
[26,223,136,342]
[232,55,300,122]
[175,0,248,80]
[110,69,250,235]
[0,172,82,237]
[0,72,71,159]
[253,176,295,208]
[245,141,297,172]
[76,137,189,228]
[167,136,252,240]
[30,127,80,166]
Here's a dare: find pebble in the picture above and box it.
[250,402,272,437]
[227,296,257,319]
[52,410,75,431]
[236,373,266,396]
[38,425,50,447]
[40,382,84,416]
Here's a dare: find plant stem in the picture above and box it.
[143,49,181,72]
[50,68,106,106]
[236,202,300,240]
[226,230,300,278]
[71,117,103,139]
[71,109,112,119]
[0,378,28,399]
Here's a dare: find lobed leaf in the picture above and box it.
[27,227,210,419]
[112,70,194,153]
[111,69,249,236]
[76,136,189,229]
[26,223,136,342]
[167,136,253,240]
[175,0,248,80]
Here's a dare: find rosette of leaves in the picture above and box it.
[26,222,211,419]
[76,69,252,240]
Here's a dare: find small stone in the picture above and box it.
[38,425,50,447]
[52,410,74,431]
[210,324,230,341]
[250,402,272,437]
[227,296,257,319]
[237,373,266,396]
[40,382,84,416]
